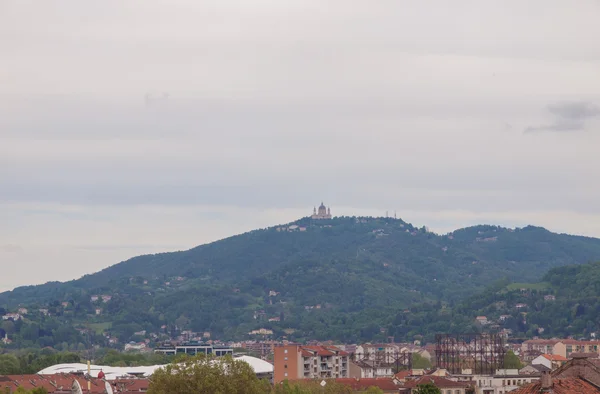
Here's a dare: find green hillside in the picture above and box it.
[2,216,600,348]
[400,261,600,341]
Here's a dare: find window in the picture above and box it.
[284,349,288,354]
[284,357,288,361]
[284,364,288,369]
[284,372,288,377]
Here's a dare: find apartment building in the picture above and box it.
[273,345,349,383]
[521,339,600,359]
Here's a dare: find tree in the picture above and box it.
[411,353,432,369]
[147,355,270,394]
[15,388,48,394]
[413,383,441,394]
[0,354,20,375]
[503,350,523,369]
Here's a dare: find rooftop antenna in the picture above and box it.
[394,211,397,219]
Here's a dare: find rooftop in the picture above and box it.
[511,377,600,394]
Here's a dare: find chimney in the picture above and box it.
[540,370,552,391]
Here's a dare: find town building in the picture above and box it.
[242,341,277,359]
[398,375,470,394]
[532,354,568,370]
[512,354,600,393]
[472,369,540,394]
[311,202,332,220]
[273,345,349,383]
[153,341,233,357]
[349,360,395,378]
[521,339,600,360]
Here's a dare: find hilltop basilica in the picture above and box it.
[311,202,332,219]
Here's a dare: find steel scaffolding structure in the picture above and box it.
[435,333,505,375]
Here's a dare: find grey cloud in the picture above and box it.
[2,244,24,254]
[525,101,600,133]
[548,101,600,119]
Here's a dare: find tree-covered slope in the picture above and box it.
[2,217,600,345]
[400,261,600,342]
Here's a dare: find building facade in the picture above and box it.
[154,342,233,357]
[273,345,349,383]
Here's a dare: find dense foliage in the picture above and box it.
[147,354,270,394]
[0,350,79,375]
[395,261,600,342]
[414,383,441,394]
[2,217,600,346]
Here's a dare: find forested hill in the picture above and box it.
[2,216,600,345]
[403,261,600,342]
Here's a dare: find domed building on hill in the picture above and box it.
[311,202,332,219]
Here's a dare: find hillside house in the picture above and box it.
[249,328,273,335]
[124,342,147,352]
[1,313,21,321]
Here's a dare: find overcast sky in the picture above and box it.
[2,0,600,292]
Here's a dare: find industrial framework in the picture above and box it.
[435,333,506,375]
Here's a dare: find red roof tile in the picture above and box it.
[301,345,348,356]
[511,377,600,393]
[542,353,568,362]
[0,374,149,394]
[394,370,412,380]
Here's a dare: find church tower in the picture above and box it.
[311,202,332,219]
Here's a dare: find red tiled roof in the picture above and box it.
[511,377,600,393]
[542,353,568,362]
[302,345,334,356]
[524,339,562,345]
[335,378,398,391]
[401,376,469,389]
[394,370,412,380]
[301,345,348,356]
[0,374,149,394]
[323,345,349,356]
[561,339,600,345]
